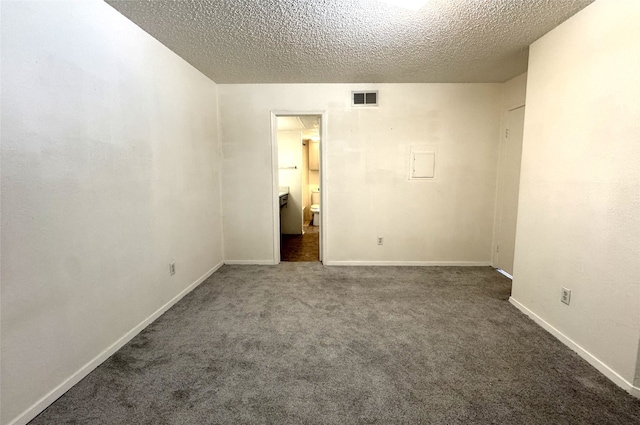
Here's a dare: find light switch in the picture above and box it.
[411,152,435,179]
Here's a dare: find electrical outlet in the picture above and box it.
[561,287,571,305]
[169,262,176,276]
[377,237,383,245]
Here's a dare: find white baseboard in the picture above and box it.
[224,260,276,265]
[509,297,640,399]
[323,261,491,267]
[496,269,513,279]
[8,261,224,425]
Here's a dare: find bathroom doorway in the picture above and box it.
[272,112,324,263]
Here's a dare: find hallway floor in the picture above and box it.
[281,222,319,262]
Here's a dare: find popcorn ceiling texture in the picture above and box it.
[106,0,593,84]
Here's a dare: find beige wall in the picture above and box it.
[219,83,503,264]
[511,0,640,391]
[0,1,223,424]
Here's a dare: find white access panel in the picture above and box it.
[410,152,435,179]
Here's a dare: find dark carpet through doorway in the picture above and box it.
[281,223,319,262]
[30,264,640,424]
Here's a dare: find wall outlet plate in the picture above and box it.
[377,237,383,245]
[561,287,571,305]
[169,262,176,276]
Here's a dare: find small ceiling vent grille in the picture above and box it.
[352,91,378,106]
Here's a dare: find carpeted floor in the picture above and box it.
[30,264,640,424]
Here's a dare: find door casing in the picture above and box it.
[271,111,327,264]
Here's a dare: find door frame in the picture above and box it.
[270,111,327,264]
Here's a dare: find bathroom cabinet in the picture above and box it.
[309,141,319,171]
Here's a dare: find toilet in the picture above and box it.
[310,190,320,226]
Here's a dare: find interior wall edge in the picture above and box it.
[491,72,528,268]
[4,262,223,425]
[511,0,639,390]
[214,84,227,264]
[509,296,640,399]
[490,86,508,268]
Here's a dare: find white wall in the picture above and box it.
[219,84,502,264]
[511,0,640,392]
[0,2,223,424]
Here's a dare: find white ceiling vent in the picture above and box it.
[352,91,378,107]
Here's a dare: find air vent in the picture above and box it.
[352,90,378,106]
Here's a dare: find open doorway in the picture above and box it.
[272,113,324,263]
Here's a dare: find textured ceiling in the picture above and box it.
[278,115,320,139]
[106,0,594,84]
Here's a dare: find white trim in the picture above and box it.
[324,261,491,267]
[509,297,640,399]
[270,112,281,265]
[223,259,276,265]
[496,268,513,279]
[319,112,327,263]
[8,262,224,425]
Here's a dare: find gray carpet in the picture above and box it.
[30,264,640,424]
